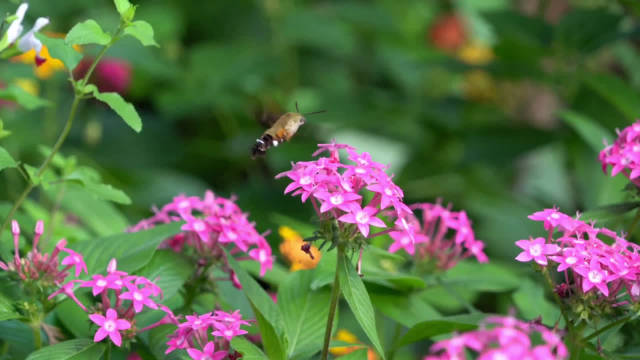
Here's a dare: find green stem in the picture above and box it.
[541,266,572,332]
[583,314,633,342]
[321,245,344,360]
[105,341,112,360]
[30,322,42,349]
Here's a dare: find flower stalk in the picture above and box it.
[321,244,344,360]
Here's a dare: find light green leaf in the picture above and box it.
[370,292,440,328]
[66,20,111,46]
[253,303,287,360]
[0,85,51,110]
[278,270,330,359]
[0,119,11,139]
[0,146,17,173]
[560,110,614,153]
[72,222,182,274]
[114,0,132,15]
[89,86,143,132]
[25,339,104,360]
[338,253,385,359]
[55,297,91,338]
[231,337,269,360]
[136,250,192,300]
[124,20,159,47]
[37,34,83,71]
[82,182,131,204]
[393,315,481,348]
[513,279,563,327]
[337,349,369,360]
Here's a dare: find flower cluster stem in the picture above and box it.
[30,321,42,349]
[320,245,344,360]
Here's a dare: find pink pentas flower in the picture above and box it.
[119,284,158,313]
[386,201,489,269]
[212,320,248,341]
[515,237,560,266]
[599,120,640,185]
[128,190,273,283]
[187,342,227,360]
[89,308,131,347]
[338,205,386,237]
[60,248,88,277]
[423,316,568,360]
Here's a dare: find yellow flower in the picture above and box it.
[330,329,379,360]
[13,78,39,96]
[278,226,321,271]
[462,69,496,102]
[457,42,494,66]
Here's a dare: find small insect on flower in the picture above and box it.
[251,102,325,158]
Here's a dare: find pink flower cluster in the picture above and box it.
[0,220,87,285]
[165,309,250,359]
[50,258,164,347]
[516,208,640,302]
[130,190,273,276]
[276,141,413,240]
[424,316,568,360]
[599,120,640,184]
[387,202,488,269]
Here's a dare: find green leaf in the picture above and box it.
[55,297,91,338]
[560,110,614,153]
[252,303,287,360]
[0,320,35,359]
[124,20,159,47]
[513,279,563,327]
[82,182,131,204]
[278,270,330,359]
[231,335,269,360]
[136,250,192,300]
[0,293,19,321]
[582,201,640,221]
[370,292,440,327]
[65,20,111,46]
[338,253,385,359]
[0,146,17,173]
[145,323,179,359]
[583,74,640,122]
[87,85,142,132]
[114,0,132,15]
[73,222,182,274]
[393,315,481,348]
[37,34,83,71]
[439,261,522,292]
[336,349,369,360]
[0,85,51,110]
[25,339,104,360]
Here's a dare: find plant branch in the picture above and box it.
[321,245,344,360]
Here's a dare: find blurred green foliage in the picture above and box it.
[2,0,640,279]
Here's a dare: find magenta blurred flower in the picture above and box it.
[521,207,640,304]
[599,120,640,184]
[89,308,131,347]
[129,190,273,279]
[423,316,568,360]
[187,342,227,360]
[387,202,488,270]
[73,57,132,94]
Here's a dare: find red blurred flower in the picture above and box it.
[428,14,466,52]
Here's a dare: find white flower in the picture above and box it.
[18,17,49,55]
[5,3,28,44]
[1,3,49,61]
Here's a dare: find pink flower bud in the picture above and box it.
[107,258,118,273]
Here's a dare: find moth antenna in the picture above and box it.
[295,101,300,113]
[304,110,326,116]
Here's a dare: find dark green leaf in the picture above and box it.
[231,335,269,360]
[0,146,17,173]
[25,339,104,360]
[72,222,182,274]
[278,270,330,359]
[55,297,91,338]
[560,110,614,153]
[144,323,178,360]
[0,85,51,110]
[583,74,640,122]
[0,292,19,321]
[393,315,483,348]
[582,202,640,221]
[338,253,385,359]
[37,34,83,71]
[370,292,440,327]
[513,279,562,327]
[136,250,192,301]
[0,320,34,359]
[65,20,111,46]
[124,20,159,47]
[555,10,622,53]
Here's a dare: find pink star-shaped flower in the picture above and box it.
[338,205,386,237]
[186,342,227,360]
[89,308,131,347]
[119,284,158,313]
[60,248,88,277]
[515,237,560,266]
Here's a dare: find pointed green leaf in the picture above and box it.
[252,304,286,360]
[114,0,132,15]
[393,314,483,348]
[0,85,51,110]
[37,34,83,71]
[338,253,385,359]
[278,270,330,359]
[88,86,142,132]
[66,20,111,46]
[124,20,158,47]
[337,349,369,360]
[583,74,640,122]
[82,182,131,204]
[231,337,269,360]
[136,250,192,300]
[72,222,182,274]
[560,110,613,153]
[0,146,17,173]
[25,339,104,360]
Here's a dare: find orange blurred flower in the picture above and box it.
[457,42,494,66]
[428,14,466,52]
[278,226,321,271]
[330,329,379,360]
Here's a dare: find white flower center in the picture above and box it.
[194,221,206,232]
[73,255,80,262]
[588,270,603,284]
[300,176,312,185]
[178,200,190,209]
[96,279,107,287]
[384,188,394,196]
[566,256,577,265]
[550,213,560,219]
[194,319,202,327]
[259,250,267,262]
[330,194,344,205]
[227,231,237,240]
[355,211,369,224]
[104,320,116,332]
[529,244,542,257]
[355,167,366,174]
[400,236,410,245]
[115,279,123,287]
[133,292,143,301]
[224,329,234,337]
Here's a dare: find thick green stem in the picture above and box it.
[105,342,112,360]
[321,245,344,360]
[30,322,42,349]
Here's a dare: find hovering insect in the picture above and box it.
[251,103,325,158]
